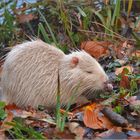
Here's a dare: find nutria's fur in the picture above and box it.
[1,40,110,108]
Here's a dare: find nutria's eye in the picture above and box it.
[86,71,92,74]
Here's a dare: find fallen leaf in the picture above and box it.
[68,122,85,138]
[83,106,113,129]
[120,68,130,89]
[81,41,111,59]
[83,106,102,129]
[54,128,75,139]
[5,103,21,110]
[6,104,50,120]
[115,65,133,75]
[17,14,38,24]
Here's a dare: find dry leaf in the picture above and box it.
[83,106,113,129]
[17,14,38,24]
[81,41,111,59]
[68,122,85,138]
[5,103,21,110]
[83,106,102,129]
[120,68,130,89]
[115,65,133,75]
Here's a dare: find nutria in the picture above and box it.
[1,40,112,108]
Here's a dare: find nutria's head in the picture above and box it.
[59,51,113,97]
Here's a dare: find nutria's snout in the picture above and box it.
[103,81,113,92]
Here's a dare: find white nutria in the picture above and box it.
[1,40,112,108]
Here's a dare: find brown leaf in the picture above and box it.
[68,122,85,138]
[115,65,133,75]
[5,103,21,110]
[17,14,38,24]
[81,41,111,59]
[5,104,37,119]
[120,68,130,89]
[54,128,75,139]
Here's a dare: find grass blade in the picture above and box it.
[38,22,51,43]
[38,9,58,45]
[92,9,106,26]
[111,0,120,26]
[127,0,133,17]
[77,6,87,17]
[60,82,81,132]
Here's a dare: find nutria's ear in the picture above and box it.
[70,57,79,68]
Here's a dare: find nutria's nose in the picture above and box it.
[104,81,113,91]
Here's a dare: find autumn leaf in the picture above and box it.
[81,41,111,59]
[68,122,85,138]
[83,105,113,129]
[120,68,130,89]
[16,14,38,24]
[115,65,133,75]
[83,106,102,129]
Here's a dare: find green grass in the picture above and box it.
[56,78,81,132]
[1,0,140,48]
[6,120,46,139]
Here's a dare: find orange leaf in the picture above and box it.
[81,41,111,59]
[83,106,113,129]
[83,107,102,129]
